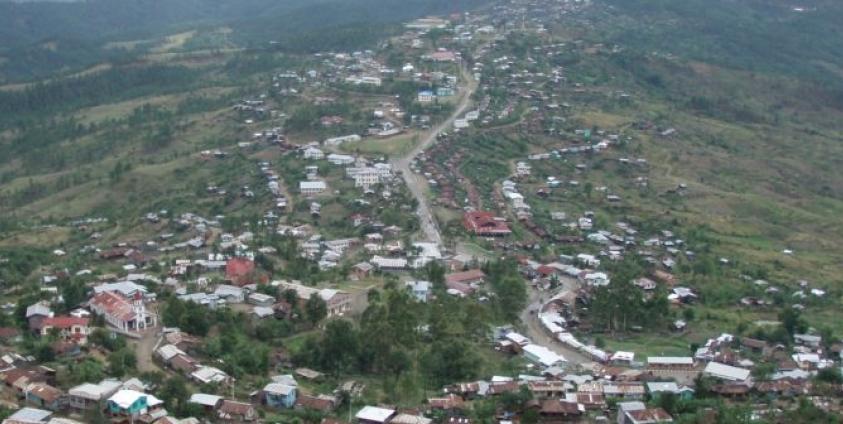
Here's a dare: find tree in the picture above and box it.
[60,280,87,312]
[319,319,360,375]
[778,307,807,339]
[305,294,328,327]
[422,339,480,386]
[816,367,843,384]
[158,376,190,415]
[107,348,136,376]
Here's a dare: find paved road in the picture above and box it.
[519,279,593,367]
[392,65,477,246]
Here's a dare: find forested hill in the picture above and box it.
[595,0,843,88]
[0,0,489,82]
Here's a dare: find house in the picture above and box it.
[418,91,435,103]
[463,211,511,236]
[740,338,770,356]
[214,285,246,303]
[522,344,566,367]
[405,281,431,302]
[527,381,568,399]
[610,351,635,366]
[107,390,164,419]
[370,256,408,271]
[516,162,531,177]
[326,154,356,166]
[535,399,584,420]
[218,400,257,422]
[603,382,646,400]
[5,407,52,424]
[3,367,51,398]
[32,317,90,344]
[24,383,64,410]
[88,291,156,332]
[324,134,362,147]
[646,357,695,371]
[248,293,276,307]
[703,362,751,383]
[356,406,396,424]
[300,181,327,195]
[646,382,694,401]
[68,380,122,410]
[188,393,222,411]
[263,382,297,409]
[191,366,230,385]
[391,413,432,424]
[576,392,606,410]
[622,408,673,424]
[445,269,485,286]
[303,147,325,160]
[794,334,822,348]
[225,258,255,285]
[93,281,149,298]
[427,394,465,410]
[169,354,199,375]
[277,282,351,317]
[351,262,374,280]
[295,394,337,412]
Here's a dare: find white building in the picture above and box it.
[326,153,355,165]
[303,147,324,160]
[324,134,361,147]
[300,181,327,195]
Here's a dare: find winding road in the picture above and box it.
[519,284,592,366]
[391,64,477,246]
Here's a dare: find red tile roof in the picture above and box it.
[463,211,511,236]
[90,291,137,321]
[445,269,486,284]
[41,316,89,329]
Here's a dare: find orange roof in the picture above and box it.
[445,269,485,284]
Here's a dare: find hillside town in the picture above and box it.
[0,0,841,424]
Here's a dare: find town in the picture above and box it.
[0,0,842,423]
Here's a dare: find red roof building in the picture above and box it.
[463,212,511,236]
[33,316,90,344]
[445,269,486,285]
[226,258,256,286]
[89,291,156,332]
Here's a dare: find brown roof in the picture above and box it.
[219,400,255,416]
[27,382,63,403]
[169,354,198,374]
[445,269,486,284]
[740,338,768,350]
[539,399,582,415]
[427,394,465,410]
[3,367,46,387]
[487,381,520,395]
[296,394,337,412]
[576,392,605,408]
[711,384,751,396]
[626,408,673,423]
[445,382,479,395]
[754,379,809,395]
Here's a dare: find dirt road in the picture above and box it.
[519,279,593,367]
[392,65,477,246]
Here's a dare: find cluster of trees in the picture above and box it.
[161,296,216,336]
[295,285,484,391]
[588,258,670,333]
